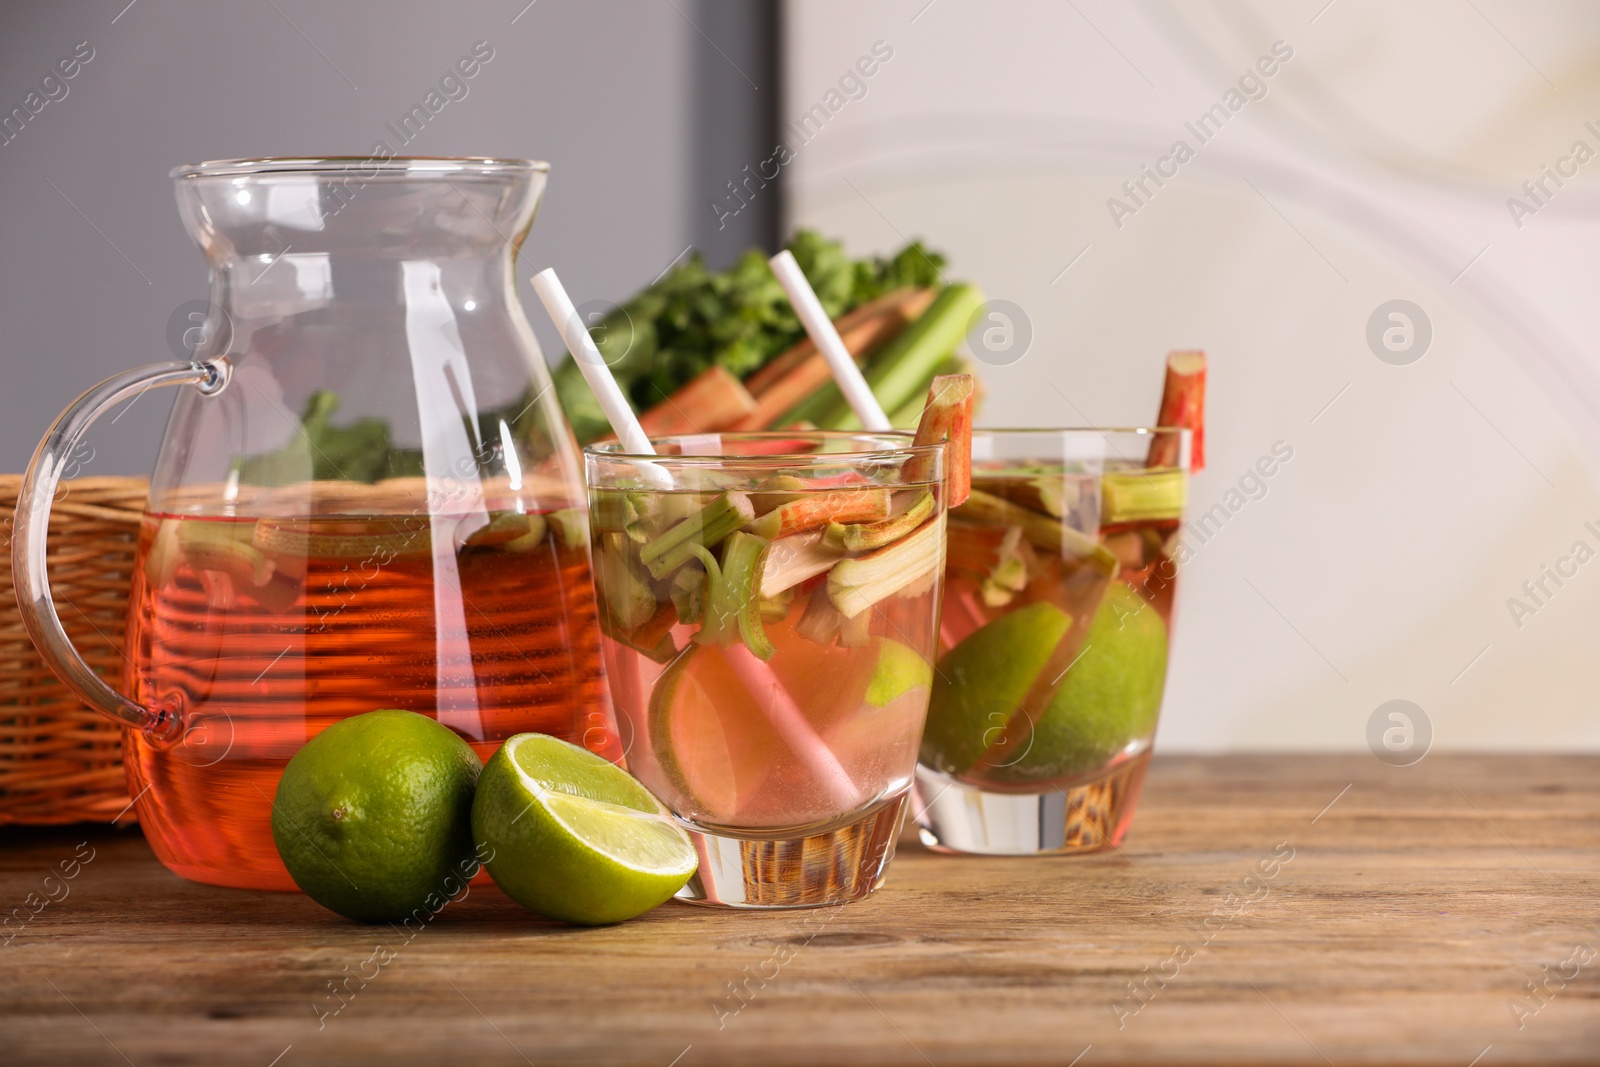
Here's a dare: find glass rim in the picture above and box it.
[972,425,1191,437]
[583,429,943,468]
[169,156,549,180]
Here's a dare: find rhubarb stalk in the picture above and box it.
[979,526,1030,607]
[548,507,588,549]
[825,489,934,552]
[797,283,987,431]
[957,489,1119,578]
[692,532,775,661]
[796,583,843,645]
[634,365,758,437]
[735,288,938,431]
[1148,349,1205,472]
[902,374,975,507]
[760,531,847,598]
[639,492,754,579]
[745,488,890,540]
[593,533,657,630]
[827,513,947,618]
[1101,469,1188,525]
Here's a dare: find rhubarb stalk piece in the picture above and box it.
[1007,474,1076,519]
[548,508,588,550]
[639,492,754,579]
[827,513,946,618]
[1101,469,1188,525]
[634,365,758,437]
[837,606,873,647]
[179,521,275,589]
[503,514,549,552]
[760,531,847,598]
[824,489,935,552]
[670,566,706,625]
[796,583,844,645]
[902,374,975,507]
[593,534,656,630]
[693,531,775,661]
[959,489,1119,578]
[589,493,632,535]
[980,526,1030,607]
[797,283,987,431]
[745,488,890,540]
[735,288,937,431]
[1148,349,1205,472]
[744,288,936,396]
[749,474,807,517]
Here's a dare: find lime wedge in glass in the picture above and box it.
[471,733,697,925]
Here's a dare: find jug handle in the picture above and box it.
[11,358,232,744]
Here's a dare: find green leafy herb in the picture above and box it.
[553,230,948,443]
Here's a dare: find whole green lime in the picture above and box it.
[271,709,482,922]
[472,733,697,926]
[1004,583,1168,782]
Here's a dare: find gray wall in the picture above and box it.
[0,0,779,475]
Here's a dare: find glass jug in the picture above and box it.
[12,157,615,891]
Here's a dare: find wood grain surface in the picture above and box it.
[2,755,1597,1066]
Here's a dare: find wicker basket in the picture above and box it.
[0,475,147,825]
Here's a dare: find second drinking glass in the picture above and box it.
[585,431,945,908]
[914,427,1190,855]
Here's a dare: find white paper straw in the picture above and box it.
[723,643,859,811]
[531,268,671,488]
[532,268,653,454]
[768,250,892,432]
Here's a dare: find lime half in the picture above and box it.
[471,733,697,925]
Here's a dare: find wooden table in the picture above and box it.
[2,755,1597,1066]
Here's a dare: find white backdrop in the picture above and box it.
[784,0,1600,752]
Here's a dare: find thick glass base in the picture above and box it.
[676,792,910,909]
[912,751,1152,855]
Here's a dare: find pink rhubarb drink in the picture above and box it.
[585,432,946,908]
[915,427,1191,855]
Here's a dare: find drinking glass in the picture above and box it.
[585,431,945,907]
[914,428,1189,854]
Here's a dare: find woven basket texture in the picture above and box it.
[0,475,145,825]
